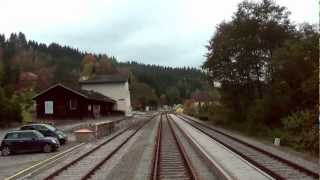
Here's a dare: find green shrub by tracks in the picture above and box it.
[281,110,319,155]
[184,103,319,156]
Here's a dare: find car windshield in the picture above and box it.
[42,124,57,131]
[33,131,45,138]
[56,129,64,134]
[21,131,44,139]
[5,132,19,139]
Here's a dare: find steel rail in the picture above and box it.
[166,113,199,180]
[82,117,154,179]
[44,126,133,180]
[169,114,233,180]
[176,114,319,180]
[150,113,198,180]
[44,114,157,180]
[150,113,162,180]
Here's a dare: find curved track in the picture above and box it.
[175,114,319,180]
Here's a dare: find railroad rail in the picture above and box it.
[44,115,156,180]
[175,114,319,180]
[150,113,198,180]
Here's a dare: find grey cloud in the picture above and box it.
[5,0,314,68]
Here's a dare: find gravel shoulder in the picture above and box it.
[30,115,147,179]
[93,115,159,180]
[169,115,218,180]
[0,115,143,179]
[132,115,159,180]
[182,113,320,173]
[0,141,80,179]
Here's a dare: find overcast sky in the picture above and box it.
[1,0,318,68]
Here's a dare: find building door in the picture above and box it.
[56,99,67,118]
[93,104,101,118]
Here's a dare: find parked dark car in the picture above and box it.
[0,130,59,156]
[20,124,67,145]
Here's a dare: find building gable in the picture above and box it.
[32,84,115,103]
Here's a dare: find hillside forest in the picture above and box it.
[0,33,208,126]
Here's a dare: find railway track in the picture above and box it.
[175,114,319,180]
[150,113,198,180]
[44,115,156,180]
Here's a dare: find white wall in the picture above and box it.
[81,82,132,116]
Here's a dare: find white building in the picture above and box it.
[79,74,132,116]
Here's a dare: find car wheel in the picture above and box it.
[43,144,52,153]
[1,146,10,156]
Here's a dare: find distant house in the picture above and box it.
[79,74,132,116]
[32,84,116,119]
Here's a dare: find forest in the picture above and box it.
[194,0,318,155]
[0,33,207,126]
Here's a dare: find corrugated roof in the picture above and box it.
[79,74,128,84]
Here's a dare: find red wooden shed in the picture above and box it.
[32,84,116,119]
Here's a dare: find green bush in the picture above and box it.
[208,104,230,125]
[195,112,209,121]
[281,110,319,154]
[0,88,22,127]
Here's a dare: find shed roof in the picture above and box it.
[77,88,115,103]
[79,74,128,84]
[32,84,116,103]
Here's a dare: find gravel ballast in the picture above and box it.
[181,114,320,174]
[169,114,218,180]
[92,116,159,180]
[6,116,144,179]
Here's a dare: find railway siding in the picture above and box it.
[94,114,160,180]
[181,113,319,174]
[4,112,317,180]
[29,115,154,180]
[171,114,273,180]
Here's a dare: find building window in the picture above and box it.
[88,104,92,111]
[44,101,53,114]
[69,99,77,110]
